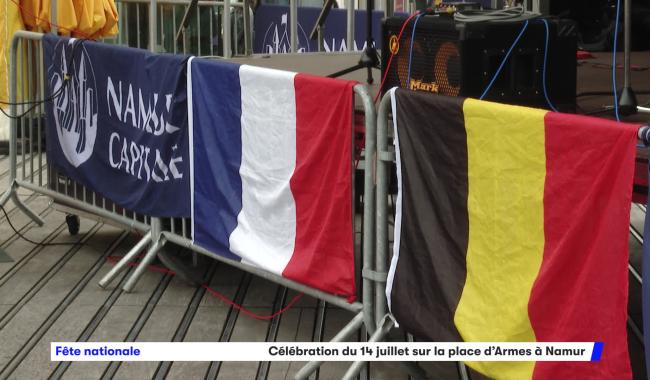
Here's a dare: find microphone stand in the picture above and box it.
[326,0,381,84]
[618,0,641,115]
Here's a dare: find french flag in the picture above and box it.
[188,58,357,300]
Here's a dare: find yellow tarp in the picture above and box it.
[73,0,119,37]
[1,0,118,138]
[19,0,118,38]
[1,0,24,105]
[2,0,119,100]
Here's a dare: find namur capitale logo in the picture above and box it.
[48,39,99,168]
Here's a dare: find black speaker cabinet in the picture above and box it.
[381,16,578,111]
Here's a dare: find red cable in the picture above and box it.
[106,255,304,321]
[203,285,303,321]
[374,11,421,103]
[10,0,94,39]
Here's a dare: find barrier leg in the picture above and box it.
[98,231,152,289]
[294,312,365,380]
[458,362,470,380]
[375,92,393,327]
[122,237,166,292]
[10,187,44,226]
[0,188,10,207]
[342,315,394,380]
[122,217,165,292]
[0,182,44,226]
[355,84,378,335]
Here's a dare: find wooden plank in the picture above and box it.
[629,205,645,272]
[0,194,52,250]
[256,287,289,379]
[0,218,99,309]
[101,272,175,379]
[268,290,317,380]
[0,157,48,232]
[0,222,116,377]
[63,269,167,379]
[165,266,243,379]
[630,204,645,235]
[48,244,140,379]
[628,205,645,350]
[3,228,125,338]
[0,304,9,318]
[153,263,219,379]
[627,328,647,380]
[216,277,279,379]
[63,305,147,379]
[8,227,130,380]
[311,306,358,380]
[115,275,203,379]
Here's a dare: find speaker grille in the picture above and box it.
[383,17,462,96]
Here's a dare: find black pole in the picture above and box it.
[618,0,637,115]
[367,0,373,45]
[310,0,337,40]
[327,0,380,82]
[175,0,200,44]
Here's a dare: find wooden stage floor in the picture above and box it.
[0,153,466,380]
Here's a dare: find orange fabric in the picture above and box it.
[18,0,40,30]
[17,0,118,37]
[99,0,119,37]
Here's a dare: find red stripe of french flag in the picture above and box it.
[228,67,356,300]
[285,73,356,300]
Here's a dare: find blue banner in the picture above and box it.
[253,5,386,54]
[44,35,190,217]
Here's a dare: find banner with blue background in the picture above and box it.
[253,5,386,54]
[43,34,190,217]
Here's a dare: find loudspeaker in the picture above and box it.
[381,15,578,111]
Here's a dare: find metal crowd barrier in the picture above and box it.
[342,89,436,380]
[98,83,385,379]
[0,31,151,238]
[342,90,650,379]
[3,30,390,378]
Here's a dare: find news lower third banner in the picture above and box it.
[51,342,603,362]
[43,34,191,217]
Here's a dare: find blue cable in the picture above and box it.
[612,0,622,121]
[407,13,425,88]
[541,19,558,112]
[480,20,529,100]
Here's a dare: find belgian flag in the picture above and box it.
[385,88,638,379]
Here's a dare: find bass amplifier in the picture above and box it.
[381,15,577,111]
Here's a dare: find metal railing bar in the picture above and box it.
[117,0,244,7]
[162,231,363,312]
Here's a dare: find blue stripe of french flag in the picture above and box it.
[188,58,357,300]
